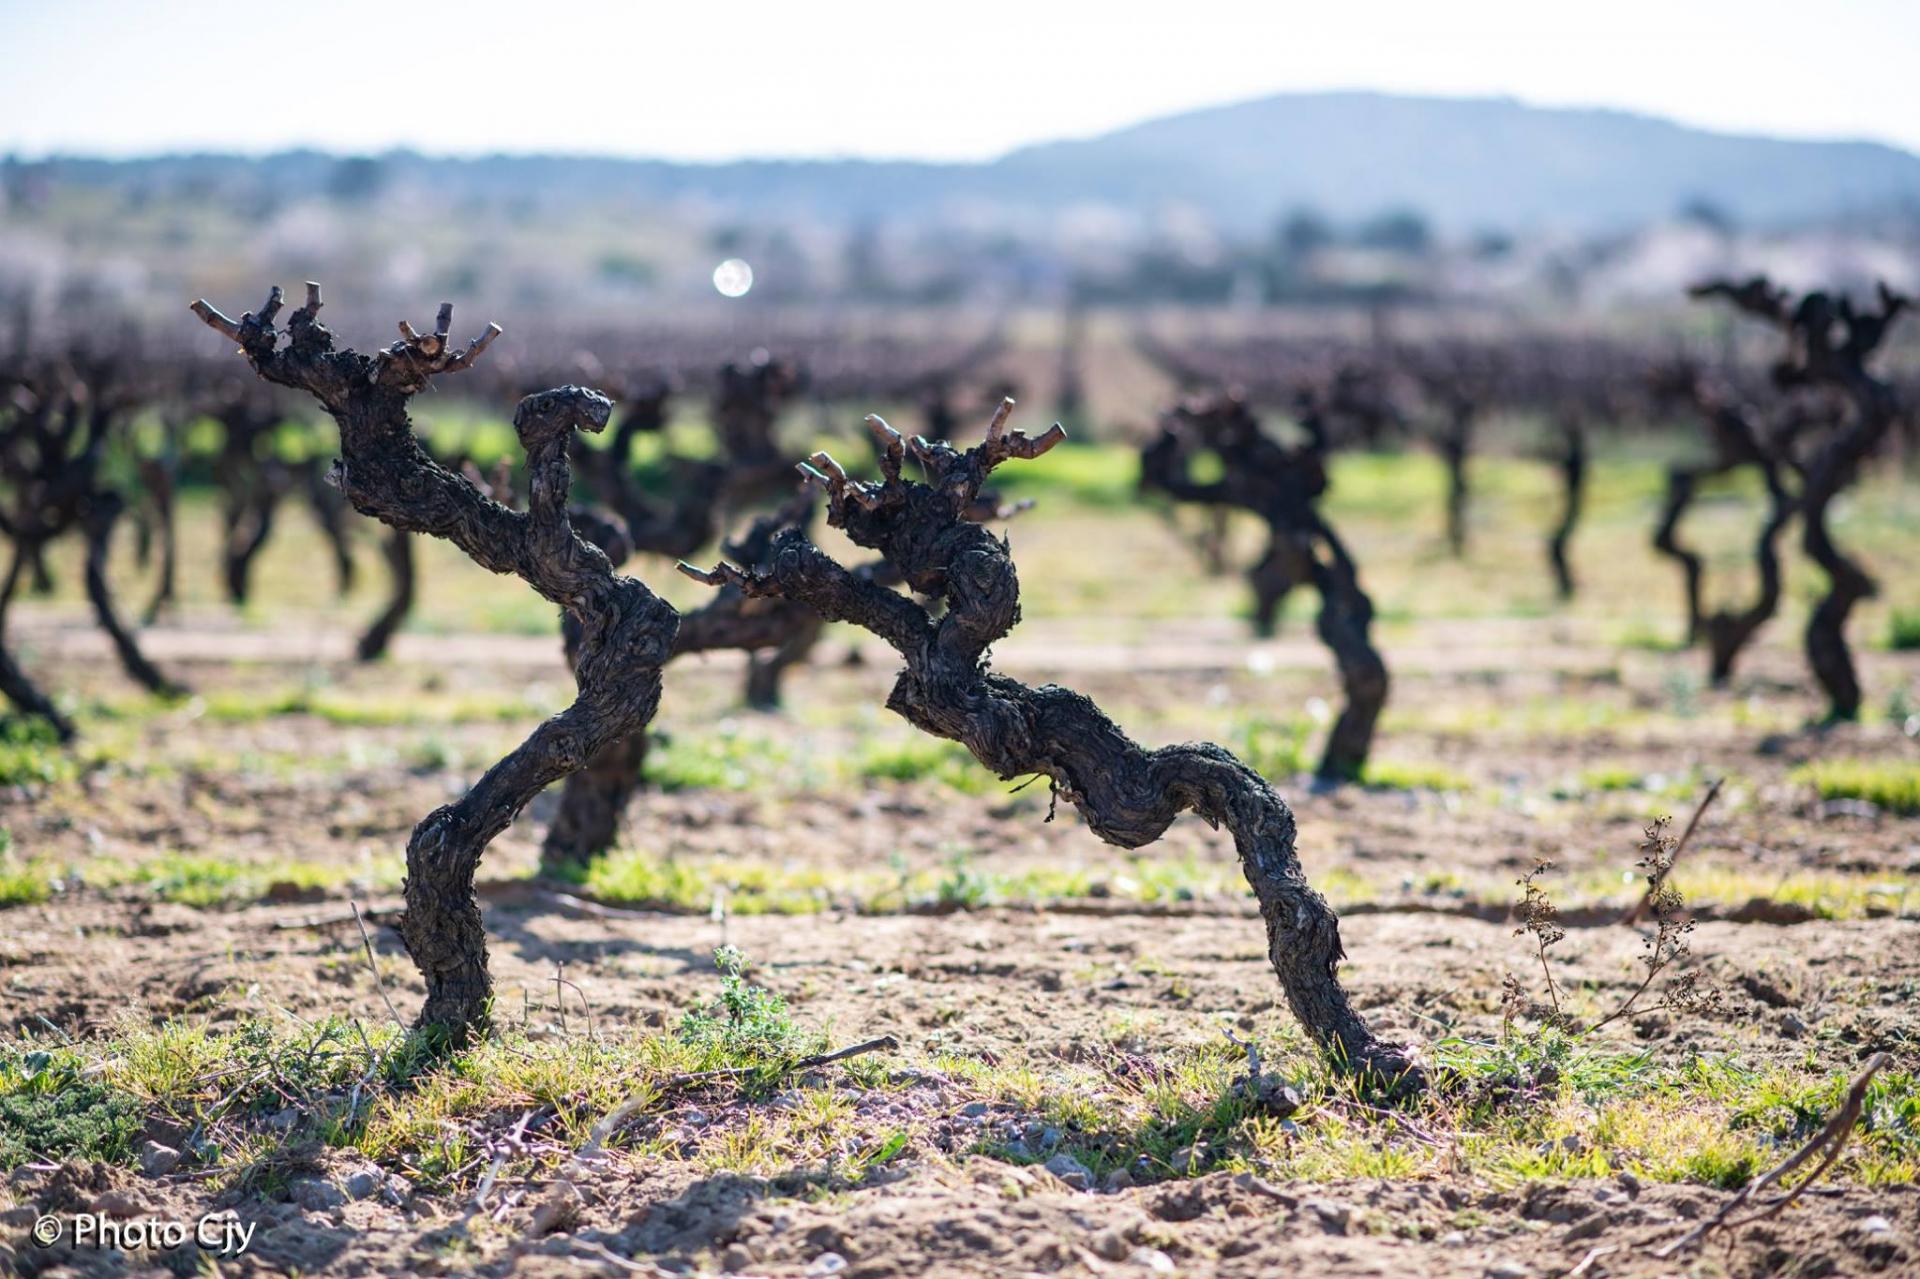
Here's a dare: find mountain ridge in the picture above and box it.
[18,91,1920,234]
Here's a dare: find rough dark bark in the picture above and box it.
[1645,363,1777,649]
[0,357,181,718]
[212,396,292,607]
[1308,517,1388,781]
[712,355,807,511]
[1546,417,1586,600]
[137,451,179,624]
[0,544,73,740]
[569,380,729,562]
[1437,401,1473,559]
[305,458,358,596]
[685,403,1421,1090]
[24,544,54,597]
[1141,393,1388,780]
[192,284,678,1040]
[1690,277,1907,719]
[1407,351,1500,560]
[355,527,415,663]
[83,491,186,698]
[1701,452,1792,687]
[1651,468,1709,645]
[1247,535,1310,638]
[539,497,827,872]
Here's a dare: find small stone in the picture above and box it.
[1860,1215,1894,1235]
[721,1244,756,1272]
[807,1253,847,1276]
[1780,1012,1809,1038]
[1170,1143,1209,1171]
[90,1191,144,1218]
[1486,1264,1531,1279]
[1102,1168,1134,1192]
[1303,1198,1352,1232]
[1002,1140,1033,1160]
[344,1169,383,1200]
[1615,1171,1641,1197]
[961,1101,989,1117]
[1091,1227,1132,1261]
[1231,1172,1288,1201]
[138,1141,182,1176]
[1040,1127,1062,1149]
[1128,1247,1176,1273]
[1439,1231,1467,1246]
[1045,1153,1093,1190]
[288,1176,347,1212]
[528,1183,582,1237]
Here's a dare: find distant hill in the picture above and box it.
[22,92,1920,234]
[989,92,1920,232]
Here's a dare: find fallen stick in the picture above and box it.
[1622,776,1722,926]
[1652,1051,1888,1258]
[473,1106,545,1210]
[1565,1244,1618,1277]
[353,900,406,1030]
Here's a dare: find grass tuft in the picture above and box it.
[1794,759,1920,815]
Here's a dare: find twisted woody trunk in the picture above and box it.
[191,284,677,1038]
[1691,277,1908,719]
[684,402,1421,1089]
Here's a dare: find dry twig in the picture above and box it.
[1652,1052,1889,1258]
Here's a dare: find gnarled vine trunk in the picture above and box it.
[356,527,416,663]
[1140,394,1388,780]
[193,284,678,1039]
[686,404,1421,1090]
[1546,417,1586,600]
[1689,277,1907,720]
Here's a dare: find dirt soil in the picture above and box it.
[3,608,1918,1278]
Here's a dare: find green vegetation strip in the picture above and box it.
[2,965,1912,1192]
[1795,759,1920,816]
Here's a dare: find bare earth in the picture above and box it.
[3,605,1918,1278]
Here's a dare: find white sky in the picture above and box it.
[4,0,1919,161]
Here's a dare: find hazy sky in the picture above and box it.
[5,0,1918,160]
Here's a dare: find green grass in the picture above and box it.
[0,718,78,787]
[1232,716,1313,780]
[990,442,1140,507]
[645,725,809,792]
[677,945,827,1064]
[850,737,1003,795]
[6,1007,1914,1195]
[86,851,403,907]
[196,686,548,728]
[0,828,52,907]
[0,861,54,907]
[1565,765,1642,795]
[576,845,1251,915]
[1794,759,1920,816]
[0,1046,143,1169]
[951,1026,1919,1189]
[1888,609,1920,652]
[1362,758,1474,793]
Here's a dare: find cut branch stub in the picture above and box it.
[686,401,1421,1092]
[190,284,677,1041]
